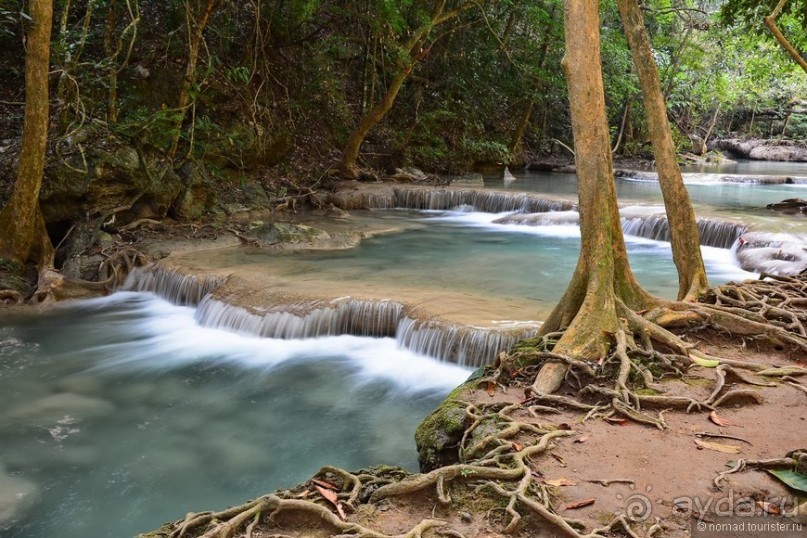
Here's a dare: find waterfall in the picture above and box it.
[491,207,746,250]
[396,317,539,368]
[325,186,574,213]
[327,190,397,210]
[696,218,747,249]
[620,215,746,249]
[194,296,403,338]
[121,266,224,306]
[120,263,534,366]
[391,187,574,213]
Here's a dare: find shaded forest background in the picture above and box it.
[0,0,805,240]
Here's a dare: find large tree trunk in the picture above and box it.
[0,0,54,268]
[533,0,655,393]
[617,0,708,302]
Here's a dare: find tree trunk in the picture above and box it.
[617,0,708,302]
[533,0,654,393]
[168,0,219,159]
[0,0,54,268]
[338,0,476,178]
[104,0,118,123]
[509,98,534,159]
[339,67,410,178]
[764,0,807,74]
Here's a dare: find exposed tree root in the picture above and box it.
[714,449,807,490]
[25,247,149,304]
[0,289,24,305]
[152,423,662,538]
[490,274,807,430]
[99,247,150,286]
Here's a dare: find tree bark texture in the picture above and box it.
[0,0,54,267]
[534,0,654,393]
[617,0,708,301]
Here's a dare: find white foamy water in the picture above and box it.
[423,209,756,283]
[69,292,470,392]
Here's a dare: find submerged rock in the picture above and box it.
[449,173,484,187]
[767,198,807,214]
[0,465,38,526]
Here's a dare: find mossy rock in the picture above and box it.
[174,162,218,219]
[415,379,477,472]
[40,126,183,224]
[251,222,330,245]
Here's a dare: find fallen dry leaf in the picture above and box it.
[694,439,741,454]
[603,417,628,425]
[757,501,781,515]
[312,479,338,491]
[511,441,524,452]
[544,478,579,487]
[486,381,496,397]
[315,485,347,520]
[575,435,590,443]
[709,411,735,428]
[565,498,596,510]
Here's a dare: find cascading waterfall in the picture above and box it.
[120,263,536,366]
[392,187,574,213]
[395,317,538,368]
[121,265,224,306]
[491,207,746,250]
[194,296,403,338]
[620,215,747,249]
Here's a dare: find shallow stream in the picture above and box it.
[1,160,805,537]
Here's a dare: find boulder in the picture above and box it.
[767,198,807,214]
[174,162,217,219]
[715,139,807,162]
[41,127,183,224]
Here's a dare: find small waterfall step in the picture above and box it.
[122,266,224,306]
[120,263,539,367]
[620,214,747,249]
[324,185,576,213]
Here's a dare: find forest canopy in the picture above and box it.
[0,0,804,182]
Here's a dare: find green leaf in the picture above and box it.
[689,353,720,368]
[768,470,807,494]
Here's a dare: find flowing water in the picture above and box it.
[0,159,804,537]
[0,293,468,538]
